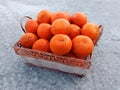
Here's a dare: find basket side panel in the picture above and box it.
[14,45,91,69]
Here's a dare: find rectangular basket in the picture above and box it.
[14,25,103,75]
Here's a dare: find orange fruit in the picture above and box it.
[81,22,100,42]
[37,23,53,40]
[71,12,87,27]
[51,11,71,22]
[37,10,53,23]
[50,34,72,56]
[19,33,38,48]
[69,24,81,39]
[32,39,50,52]
[72,35,94,58]
[25,19,39,33]
[51,19,70,35]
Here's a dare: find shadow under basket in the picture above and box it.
[14,16,103,76]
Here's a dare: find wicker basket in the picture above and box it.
[14,16,103,76]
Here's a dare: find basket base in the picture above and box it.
[21,56,88,76]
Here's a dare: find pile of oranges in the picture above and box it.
[19,10,100,59]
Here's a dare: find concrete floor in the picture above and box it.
[0,0,120,90]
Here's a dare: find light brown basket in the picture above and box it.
[14,16,103,76]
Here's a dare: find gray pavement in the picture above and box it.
[0,0,120,90]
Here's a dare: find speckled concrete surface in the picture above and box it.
[0,0,120,90]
